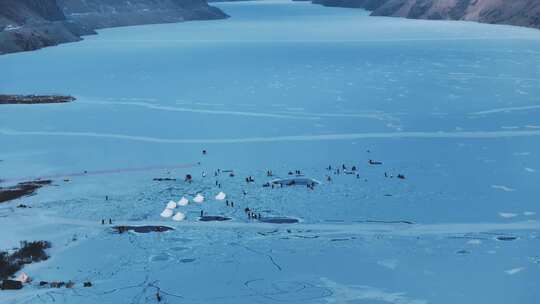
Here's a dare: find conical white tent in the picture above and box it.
[215,191,226,201]
[172,211,186,221]
[193,194,205,203]
[16,272,30,283]
[160,208,174,218]
[178,197,189,206]
[166,200,177,209]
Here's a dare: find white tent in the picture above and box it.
[215,191,226,201]
[178,197,189,206]
[172,211,186,221]
[166,200,177,209]
[160,208,174,218]
[193,194,205,203]
[16,272,30,283]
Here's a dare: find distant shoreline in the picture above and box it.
[0,95,75,105]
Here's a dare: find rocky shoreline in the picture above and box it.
[300,0,540,30]
[0,0,228,55]
[0,95,76,105]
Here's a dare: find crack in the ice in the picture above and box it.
[239,244,282,271]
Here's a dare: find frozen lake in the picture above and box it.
[1,1,539,303]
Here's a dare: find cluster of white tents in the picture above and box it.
[160,192,227,221]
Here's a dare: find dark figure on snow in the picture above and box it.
[202,150,207,155]
[109,219,112,225]
[200,210,204,217]
[101,219,105,225]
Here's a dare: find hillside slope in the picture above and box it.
[0,0,227,55]
[0,0,88,55]
[58,0,227,30]
[311,0,540,29]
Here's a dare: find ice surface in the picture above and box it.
[0,0,539,303]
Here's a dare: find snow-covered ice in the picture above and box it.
[0,0,539,303]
